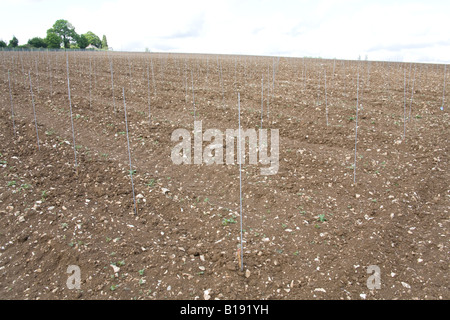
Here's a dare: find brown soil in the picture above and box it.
[0,52,448,300]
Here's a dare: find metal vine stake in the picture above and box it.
[122,88,138,215]
[353,71,360,184]
[237,92,244,271]
[7,70,16,137]
[28,70,40,151]
[66,53,78,171]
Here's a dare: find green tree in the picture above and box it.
[28,37,47,48]
[0,40,6,48]
[101,35,108,50]
[45,30,62,49]
[76,34,89,49]
[8,36,19,48]
[84,31,101,48]
[50,19,77,49]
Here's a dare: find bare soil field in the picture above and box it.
[0,51,448,300]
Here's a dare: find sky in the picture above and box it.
[1,0,449,63]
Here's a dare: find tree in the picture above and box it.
[84,31,101,48]
[50,19,77,49]
[101,35,108,50]
[0,40,6,48]
[8,36,18,48]
[28,37,48,48]
[76,34,89,49]
[45,30,62,49]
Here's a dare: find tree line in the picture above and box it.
[0,19,108,50]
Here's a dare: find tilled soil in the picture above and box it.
[0,52,448,300]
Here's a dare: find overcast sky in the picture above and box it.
[1,0,449,63]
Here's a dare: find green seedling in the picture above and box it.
[318,214,327,222]
[19,183,31,191]
[146,178,156,187]
[298,206,306,215]
[222,216,237,226]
